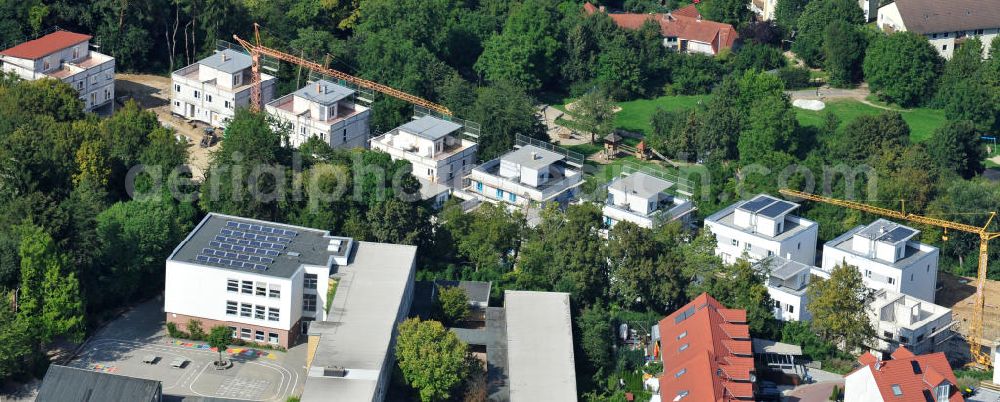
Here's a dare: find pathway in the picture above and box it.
[787,84,904,112]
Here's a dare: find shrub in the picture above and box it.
[778,66,812,89]
[830,384,842,401]
[187,319,205,340]
[166,322,188,339]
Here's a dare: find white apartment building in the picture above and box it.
[466,145,583,206]
[877,0,1000,59]
[868,289,953,357]
[821,219,939,303]
[266,80,370,149]
[602,172,694,229]
[0,30,115,113]
[759,256,813,322]
[704,194,819,266]
[164,213,416,350]
[370,115,477,187]
[171,49,276,127]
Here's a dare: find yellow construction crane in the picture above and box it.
[232,24,452,116]
[779,188,1000,368]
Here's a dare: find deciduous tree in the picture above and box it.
[863,32,942,106]
[396,318,470,402]
[806,262,874,351]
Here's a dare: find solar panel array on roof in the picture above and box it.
[879,226,916,243]
[738,196,776,213]
[674,305,696,324]
[226,220,298,237]
[190,220,303,272]
[758,200,796,219]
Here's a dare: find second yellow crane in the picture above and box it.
[779,188,1000,368]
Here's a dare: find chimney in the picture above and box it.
[221,52,228,62]
[876,361,886,371]
[316,82,322,93]
[531,151,539,160]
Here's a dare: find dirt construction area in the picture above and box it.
[937,272,1000,345]
[66,297,305,401]
[115,73,218,180]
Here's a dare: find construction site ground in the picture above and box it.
[115,73,218,180]
[937,272,1000,350]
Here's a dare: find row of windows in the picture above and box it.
[930,29,986,40]
[472,182,518,202]
[225,301,280,322]
[227,279,281,298]
[173,84,233,109]
[228,326,279,344]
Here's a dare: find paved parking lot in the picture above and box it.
[66,297,305,401]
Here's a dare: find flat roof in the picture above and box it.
[198,49,252,74]
[168,213,352,278]
[434,280,492,305]
[502,145,565,170]
[36,365,160,402]
[293,80,354,106]
[705,200,817,241]
[301,241,417,402]
[767,256,811,281]
[1,30,91,60]
[397,115,462,141]
[504,291,577,401]
[855,218,918,245]
[608,172,674,199]
[737,194,799,219]
[826,224,935,268]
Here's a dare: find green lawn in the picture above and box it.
[794,100,947,142]
[556,95,709,136]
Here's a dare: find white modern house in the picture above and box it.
[164,212,416,351]
[266,80,370,149]
[171,49,276,127]
[821,219,939,303]
[602,172,694,229]
[868,289,953,357]
[876,0,1000,59]
[466,145,583,206]
[370,115,477,188]
[0,30,115,113]
[704,194,819,266]
[759,256,813,322]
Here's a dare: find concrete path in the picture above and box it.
[784,380,843,402]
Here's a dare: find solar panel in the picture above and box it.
[196,255,209,262]
[226,221,240,228]
[758,200,796,218]
[879,226,916,243]
[738,196,775,213]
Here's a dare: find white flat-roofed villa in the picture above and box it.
[370,115,477,188]
[759,256,813,322]
[466,144,583,206]
[266,80,371,149]
[704,194,819,266]
[171,49,276,128]
[602,171,694,229]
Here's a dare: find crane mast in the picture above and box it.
[779,188,1000,368]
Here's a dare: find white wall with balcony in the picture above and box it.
[601,172,693,229]
[466,145,582,206]
[170,49,275,128]
[267,80,370,149]
[370,116,477,187]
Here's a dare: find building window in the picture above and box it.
[744,242,751,251]
[509,193,516,202]
[255,283,267,296]
[78,81,85,90]
[932,33,938,38]
[917,334,924,342]
[73,47,79,59]
[304,273,317,289]
[194,90,200,99]
[884,331,893,339]
[675,368,686,378]
[254,305,265,320]
[892,384,903,396]
[304,294,317,312]
[476,182,483,192]
[943,45,948,51]
[174,84,181,92]
[865,270,872,278]
[242,280,253,294]
[900,335,909,343]
[911,273,914,281]
[255,330,265,342]
[227,279,239,292]
[269,285,280,299]
[268,307,279,321]
[206,94,213,103]
[240,303,252,317]
[677,331,687,340]
[936,385,949,401]
[224,100,232,109]
[786,304,794,313]
[241,328,252,339]
[268,333,279,344]
[174,101,180,107]
[226,301,237,315]
[975,29,984,35]
[888,277,895,285]
[731,239,739,246]
[342,129,347,143]
[496,189,503,199]
[767,250,774,257]
[229,326,237,338]
[679,343,689,352]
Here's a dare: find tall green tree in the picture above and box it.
[806,262,874,351]
[207,325,231,365]
[701,0,752,26]
[475,0,563,92]
[516,204,607,305]
[863,32,943,106]
[792,0,864,66]
[468,81,547,161]
[926,120,985,179]
[774,0,810,33]
[435,286,470,327]
[822,20,865,87]
[573,90,616,143]
[396,318,471,402]
[576,301,612,380]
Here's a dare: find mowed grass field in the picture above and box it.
[557,95,947,143]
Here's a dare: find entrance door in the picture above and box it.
[186,103,195,118]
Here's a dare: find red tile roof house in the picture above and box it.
[0,30,116,113]
[649,293,756,402]
[583,3,738,56]
[844,346,964,402]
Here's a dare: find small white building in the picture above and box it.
[466,145,583,206]
[266,80,370,149]
[170,49,276,127]
[868,289,953,357]
[750,0,777,21]
[704,194,819,266]
[877,0,1000,59]
[602,172,694,229]
[370,115,477,187]
[759,256,813,322]
[821,219,939,303]
[0,30,115,113]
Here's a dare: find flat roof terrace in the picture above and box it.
[825,225,935,269]
[268,93,367,125]
[705,202,816,241]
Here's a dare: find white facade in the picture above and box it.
[821,219,939,303]
[749,0,777,21]
[844,367,884,402]
[868,289,953,357]
[170,49,276,128]
[266,80,370,149]
[370,115,477,187]
[466,145,583,206]
[0,31,115,113]
[858,0,878,22]
[759,257,813,322]
[602,172,694,229]
[704,194,819,266]
[877,2,999,59]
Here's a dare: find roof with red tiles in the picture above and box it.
[0,31,92,60]
[582,3,738,53]
[657,293,755,402]
[849,346,964,402]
